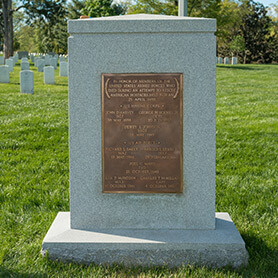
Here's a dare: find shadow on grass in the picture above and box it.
[54,83,68,87]
[1,233,277,277]
[217,65,262,71]
[240,232,278,277]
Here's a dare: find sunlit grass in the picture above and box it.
[0,63,277,277]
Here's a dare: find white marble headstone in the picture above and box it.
[5,58,13,72]
[45,54,51,66]
[0,65,9,83]
[37,59,45,72]
[44,66,55,84]
[232,57,237,65]
[21,61,30,70]
[20,70,34,94]
[59,62,68,77]
[50,58,57,69]
[60,56,66,63]
[224,57,229,64]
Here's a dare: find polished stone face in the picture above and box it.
[102,73,183,194]
[68,14,216,230]
[42,14,248,268]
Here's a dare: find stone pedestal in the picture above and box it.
[42,14,248,267]
[42,212,248,268]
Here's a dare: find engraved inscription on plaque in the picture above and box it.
[102,73,183,193]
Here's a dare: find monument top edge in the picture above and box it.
[74,14,214,21]
[68,13,216,34]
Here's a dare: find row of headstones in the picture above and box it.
[0,58,68,93]
[0,54,68,78]
[0,64,68,93]
[0,52,67,67]
[217,57,237,65]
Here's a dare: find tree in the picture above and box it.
[68,0,86,19]
[0,0,15,58]
[240,0,273,63]
[23,0,68,53]
[81,0,127,17]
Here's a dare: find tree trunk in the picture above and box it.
[2,0,13,59]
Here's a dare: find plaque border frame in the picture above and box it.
[101,73,183,194]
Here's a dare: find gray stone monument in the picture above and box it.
[37,59,45,72]
[42,14,248,268]
[50,57,57,69]
[30,54,35,63]
[44,66,55,84]
[59,61,68,76]
[0,56,4,65]
[21,61,30,71]
[5,58,13,72]
[0,65,9,83]
[218,57,223,64]
[20,70,34,94]
[232,57,237,65]
[224,57,229,64]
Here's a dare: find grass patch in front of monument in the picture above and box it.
[0,63,277,277]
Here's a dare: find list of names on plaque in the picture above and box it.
[102,73,183,193]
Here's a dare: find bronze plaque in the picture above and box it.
[102,73,183,193]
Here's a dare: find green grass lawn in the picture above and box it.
[0,63,277,277]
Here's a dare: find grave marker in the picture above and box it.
[50,57,57,69]
[42,14,248,268]
[45,54,51,66]
[5,58,13,72]
[59,62,68,76]
[20,70,34,94]
[18,51,28,59]
[59,56,65,63]
[0,65,9,83]
[44,66,55,84]
[37,59,45,72]
[21,61,30,71]
[232,57,237,65]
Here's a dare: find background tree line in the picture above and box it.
[0,0,277,63]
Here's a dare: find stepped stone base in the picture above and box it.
[41,212,248,268]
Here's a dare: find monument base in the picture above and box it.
[41,212,248,268]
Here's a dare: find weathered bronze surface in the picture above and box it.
[102,73,183,193]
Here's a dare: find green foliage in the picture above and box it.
[22,0,68,53]
[0,62,278,277]
[230,35,245,56]
[81,0,127,17]
[14,25,37,52]
[127,0,178,15]
[239,0,274,63]
[68,0,86,19]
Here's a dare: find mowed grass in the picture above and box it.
[0,63,277,277]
